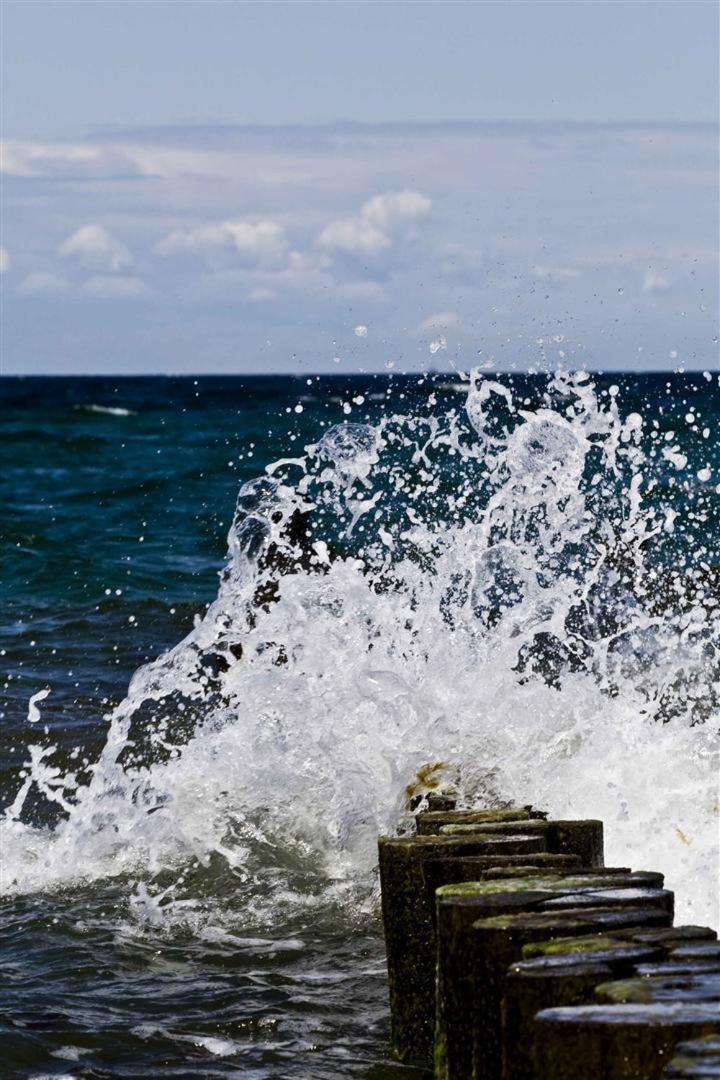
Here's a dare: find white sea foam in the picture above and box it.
[76,404,137,416]
[2,371,718,928]
[27,688,51,723]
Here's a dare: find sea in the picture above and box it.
[1,370,718,1079]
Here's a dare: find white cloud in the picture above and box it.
[318,189,431,257]
[0,137,322,189]
[17,272,71,296]
[416,311,461,334]
[0,247,9,273]
[361,189,432,230]
[3,124,716,374]
[317,217,390,256]
[60,225,132,272]
[156,218,287,266]
[80,275,151,299]
[1,139,109,178]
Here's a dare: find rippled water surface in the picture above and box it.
[1,372,718,1078]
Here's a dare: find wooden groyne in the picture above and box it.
[378,795,719,1078]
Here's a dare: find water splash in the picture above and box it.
[2,371,718,927]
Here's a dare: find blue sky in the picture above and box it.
[1,1,718,373]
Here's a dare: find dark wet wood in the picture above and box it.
[534,1002,720,1079]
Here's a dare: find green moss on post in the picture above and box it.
[423,852,581,924]
[595,972,720,1007]
[523,934,658,960]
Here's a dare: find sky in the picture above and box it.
[1,0,718,374]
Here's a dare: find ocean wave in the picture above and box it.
[3,370,718,934]
[75,403,137,417]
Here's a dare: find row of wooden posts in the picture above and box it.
[378,795,720,1078]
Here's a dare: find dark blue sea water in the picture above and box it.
[1,372,718,1079]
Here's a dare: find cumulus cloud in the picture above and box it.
[156,218,287,266]
[318,189,431,257]
[17,271,71,296]
[60,225,132,272]
[317,217,390,256]
[80,275,151,299]
[0,247,9,273]
[361,190,432,230]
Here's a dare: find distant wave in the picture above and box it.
[75,404,137,417]
[437,381,469,392]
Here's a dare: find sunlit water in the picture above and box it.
[1,371,718,1078]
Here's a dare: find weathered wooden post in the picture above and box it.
[501,926,720,1078]
[416,807,544,835]
[376,791,718,1079]
[503,938,665,1079]
[435,876,673,1080]
[418,813,605,868]
[379,805,612,1065]
[533,1003,720,1080]
[378,827,549,1063]
[433,816,608,868]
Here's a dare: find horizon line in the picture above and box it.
[2,368,714,380]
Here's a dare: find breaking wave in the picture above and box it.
[2,371,718,927]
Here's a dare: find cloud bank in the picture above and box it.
[2,123,716,373]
